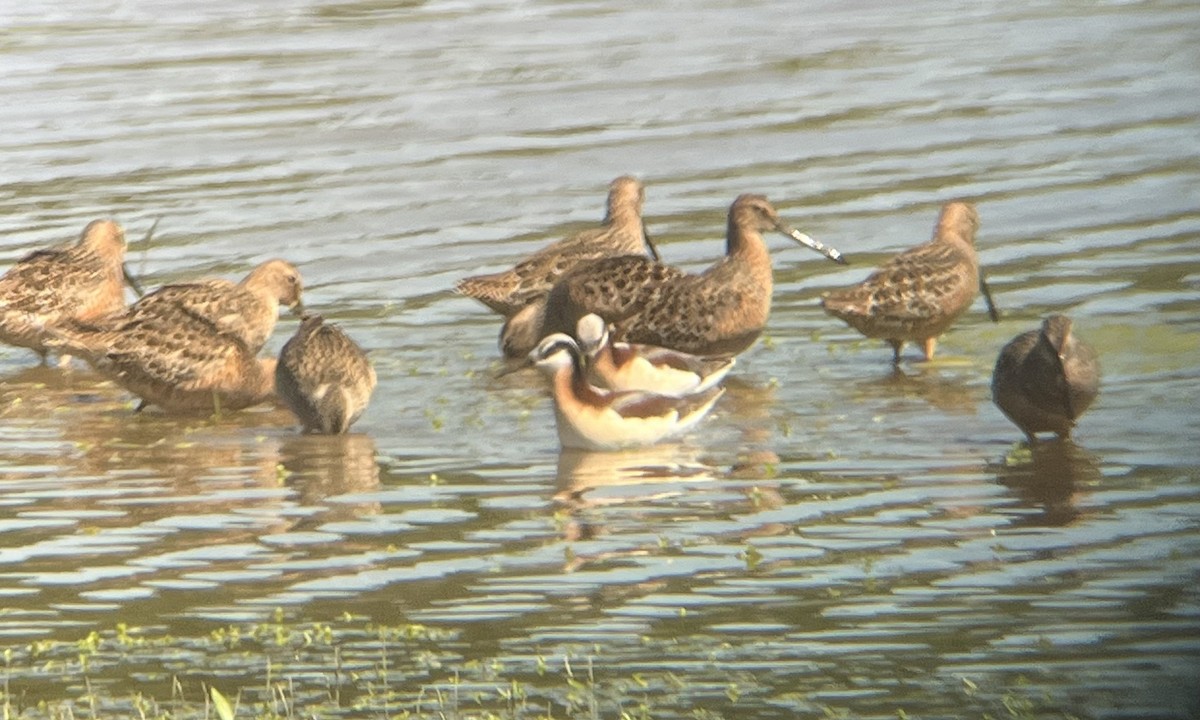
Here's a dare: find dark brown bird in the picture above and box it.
[275,314,376,434]
[455,175,658,316]
[501,194,846,358]
[992,314,1099,443]
[0,219,133,364]
[821,201,998,363]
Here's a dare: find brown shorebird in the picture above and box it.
[456,175,658,316]
[108,258,303,354]
[992,314,1099,443]
[275,314,377,434]
[821,201,998,363]
[574,313,734,397]
[525,333,724,451]
[50,303,277,414]
[0,219,134,364]
[501,194,846,358]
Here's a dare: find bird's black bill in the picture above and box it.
[980,274,999,322]
[641,222,661,262]
[122,264,145,297]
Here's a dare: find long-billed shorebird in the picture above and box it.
[105,258,303,354]
[502,194,846,358]
[575,313,734,397]
[821,201,998,363]
[0,219,135,364]
[456,175,658,316]
[50,303,277,414]
[526,333,724,451]
[275,314,376,434]
[992,314,1099,443]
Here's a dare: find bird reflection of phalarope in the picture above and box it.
[456,175,658,316]
[574,313,734,397]
[0,219,134,364]
[503,194,845,359]
[821,201,998,363]
[526,333,724,451]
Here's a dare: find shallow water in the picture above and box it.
[1,0,1199,717]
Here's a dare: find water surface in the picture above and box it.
[1,0,1198,717]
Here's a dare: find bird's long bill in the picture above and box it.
[122,264,146,297]
[641,221,661,262]
[980,273,1000,322]
[782,225,847,265]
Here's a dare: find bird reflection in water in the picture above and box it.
[278,433,382,526]
[553,444,717,554]
[994,438,1101,528]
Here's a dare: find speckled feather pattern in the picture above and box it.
[93,259,302,354]
[54,306,276,413]
[0,220,128,358]
[822,202,982,347]
[992,315,1099,440]
[456,176,653,316]
[515,194,824,358]
[275,315,376,434]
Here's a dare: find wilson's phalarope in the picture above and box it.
[575,313,734,397]
[526,333,724,451]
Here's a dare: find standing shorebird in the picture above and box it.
[275,314,377,434]
[107,258,303,354]
[574,313,734,397]
[456,175,658,316]
[526,333,724,451]
[821,201,998,363]
[502,194,846,358]
[992,314,1099,443]
[0,219,135,364]
[49,304,278,414]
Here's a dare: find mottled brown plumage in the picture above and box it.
[821,201,994,362]
[0,220,130,363]
[275,314,376,434]
[502,194,845,358]
[94,258,303,354]
[992,314,1099,443]
[50,303,277,414]
[456,176,657,316]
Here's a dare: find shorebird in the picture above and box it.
[108,258,303,354]
[50,304,277,414]
[456,175,658,316]
[992,314,1099,443]
[275,314,376,434]
[502,194,845,358]
[0,219,135,364]
[821,201,998,363]
[526,333,724,451]
[574,313,734,397]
